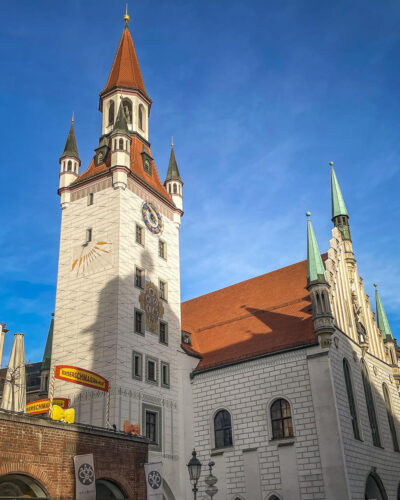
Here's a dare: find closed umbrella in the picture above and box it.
[1,333,26,411]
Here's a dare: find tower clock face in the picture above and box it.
[142,201,163,234]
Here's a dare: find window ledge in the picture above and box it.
[210,446,233,456]
[270,437,296,447]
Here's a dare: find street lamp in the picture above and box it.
[187,449,202,499]
[205,461,218,499]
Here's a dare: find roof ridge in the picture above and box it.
[182,258,310,305]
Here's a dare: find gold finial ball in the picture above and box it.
[124,12,130,22]
[329,161,334,166]
[306,211,311,217]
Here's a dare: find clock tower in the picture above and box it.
[51,12,186,499]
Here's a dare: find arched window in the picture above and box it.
[383,383,399,452]
[173,183,177,194]
[122,98,132,125]
[214,409,232,448]
[343,358,361,440]
[268,496,280,500]
[0,474,49,498]
[270,398,293,439]
[138,104,144,130]
[365,472,388,500]
[119,138,124,150]
[168,184,171,193]
[67,160,72,171]
[397,482,400,500]
[108,100,115,126]
[361,361,381,447]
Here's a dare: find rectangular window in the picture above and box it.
[158,240,166,259]
[146,411,157,443]
[135,267,144,288]
[159,321,168,345]
[161,361,170,389]
[86,228,92,243]
[159,280,167,301]
[142,403,162,451]
[134,309,144,335]
[88,193,94,206]
[132,351,142,380]
[146,356,158,385]
[136,224,144,246]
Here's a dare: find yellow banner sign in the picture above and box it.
[55,365,109,392]
[26,398,69,415]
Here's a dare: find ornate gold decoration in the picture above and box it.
[124,4,130,23]
[139,282,164,333]
[72,241,112,276]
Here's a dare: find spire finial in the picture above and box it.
[124,4,130,23]
[329,161,334,166]
[71,112,74,123]
[171,136,174,148]
[306,211,311,218]
[374,283,378,289]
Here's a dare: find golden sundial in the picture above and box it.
[71,241,112,276]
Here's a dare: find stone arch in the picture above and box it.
[95,470,130,499]
[0,463,55,498]
[364,471,388,500]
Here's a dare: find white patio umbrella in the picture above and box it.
[1,333,26,411]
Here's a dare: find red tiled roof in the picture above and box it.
[181,259,317,371]
[73,136,172,203]
[101,26,149,99]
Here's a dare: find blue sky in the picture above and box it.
[0,0,399,364]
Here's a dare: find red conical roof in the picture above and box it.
[101,25,149,100]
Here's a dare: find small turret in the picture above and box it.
[110,100,132,189]
[306,212,335,348]
[375,284,397,367]
[164,138,183,211]
[59,115,80,208]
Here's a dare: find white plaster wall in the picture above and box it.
[330,329,400,499]
[51,175,185,499]
[191,349,326,500]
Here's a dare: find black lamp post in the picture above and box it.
[187,449,202,499]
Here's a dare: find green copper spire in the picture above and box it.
[165,139,182,183]
[330,163,348,219]
[60,116,80,160]
[41,314,54,371]
[374,284,393,341]
[306,212,327,286]
[111,100,130,136]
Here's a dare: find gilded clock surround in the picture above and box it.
[142,201,163,234]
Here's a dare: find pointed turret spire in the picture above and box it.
[330,162,351,241]
[165,140,183,183]
[100,12,149,100]
[374,284,393,341]
[111,100,130,136]
[330,162,348,219]
[306,212,327,286]
[60,117,80,161]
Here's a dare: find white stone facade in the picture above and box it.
[51,173,187,498]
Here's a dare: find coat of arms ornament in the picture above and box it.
[139,282,164,333]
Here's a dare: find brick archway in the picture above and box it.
[96,470,131,498]
[0,463,56,498]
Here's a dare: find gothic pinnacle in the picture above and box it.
[306,212,327,286]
